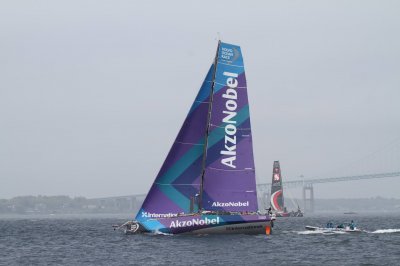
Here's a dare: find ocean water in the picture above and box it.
[1,213,399,265]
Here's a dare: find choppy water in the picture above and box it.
[1,213,399,265]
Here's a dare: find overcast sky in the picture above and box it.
[1,0,399,199]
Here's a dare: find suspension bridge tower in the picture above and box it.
[303,183,314,213]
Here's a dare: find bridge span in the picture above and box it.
[257,171,400,213]
[92,172,400,214]
[257,171,400,190]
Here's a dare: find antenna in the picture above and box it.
[216,32,221,41]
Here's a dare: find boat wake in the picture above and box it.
[296,229,400,235]
[370,229,400,234]
[148,230,173,236]
[297,230,345,235]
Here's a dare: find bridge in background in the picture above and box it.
[93,171,400,214]
[95,138,400,214]
[257,171,400,213]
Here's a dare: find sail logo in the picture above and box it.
[141,212,178,218]
[221,47,234,60]
[169,217,220,228]
[220,71,239,169]
[221,47,239,62]
[212,201,249,207]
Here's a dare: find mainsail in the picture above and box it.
[201,42,258,212]
[136,42,259,221]
[270,161,285,211]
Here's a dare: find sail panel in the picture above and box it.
[270,161,284,211]
[136,65,214,221]
[201,42,258,212]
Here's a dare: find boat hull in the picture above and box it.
[183,221,269,235]
[136,214,273,235]
[275,211,303,217]
[305,226,363,233]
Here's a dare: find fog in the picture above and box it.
[1,0,399,199]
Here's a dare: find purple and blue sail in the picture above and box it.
[136,42,259,229]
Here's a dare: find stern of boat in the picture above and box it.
[113,220,149,234]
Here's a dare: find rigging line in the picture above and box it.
[214,81,246,88]
[209,124,251,130]
[175,141,203,146]
[285,187,300,209]
[207,188,253,192]
[155,183,200,186]
[217,61,244,68]
[207,167,254,172]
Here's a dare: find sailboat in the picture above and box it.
[120,41,274,235]
[270,161,303,217]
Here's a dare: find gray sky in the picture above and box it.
[1,0,399,199]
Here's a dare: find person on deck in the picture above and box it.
[349,220,356,230]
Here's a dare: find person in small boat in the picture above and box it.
[326,221,334,228]
[337,223,345,229]
[349,220,356,230]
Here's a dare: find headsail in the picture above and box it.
[135,65,214,221]
[201,42,258,212]
[270,161,284,211]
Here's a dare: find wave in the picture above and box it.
[297,230,345,235]
[370,229,400,234]
[145,230,174,236]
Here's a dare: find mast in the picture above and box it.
[198,40,221,211]
[281,165,285,210]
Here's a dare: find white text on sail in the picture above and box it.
[220,71,238,169]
